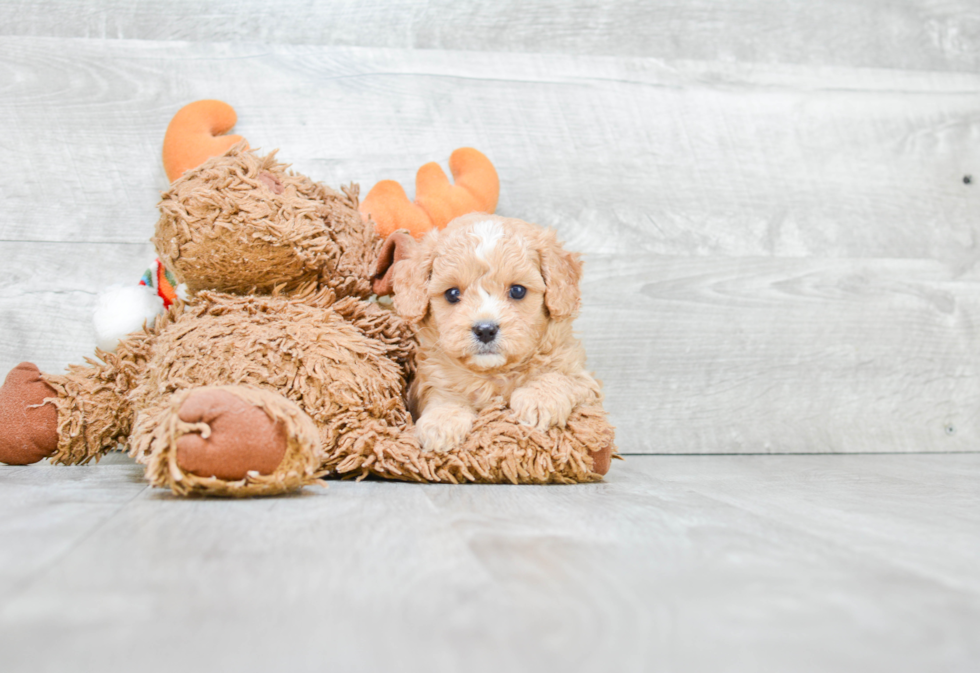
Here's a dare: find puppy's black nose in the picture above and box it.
[472,322,499,344]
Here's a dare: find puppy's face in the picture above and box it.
[393,214,582,371]
[427,220,548,369]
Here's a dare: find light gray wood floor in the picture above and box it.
[1,454,978,673]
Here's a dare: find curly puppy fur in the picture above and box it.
[393,213,603,453]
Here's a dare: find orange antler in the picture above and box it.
[360,148,499,239]
[162,100,246,182]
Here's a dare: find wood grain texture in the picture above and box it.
[581,254,980,454]
[1,38,977,260]
[2,7,978,672]
[0,242,156,373]
[4,246,978,455]
[1,0,978,73]
[0,454,978,672]
[0,32,977,454]
[0,454,147,601]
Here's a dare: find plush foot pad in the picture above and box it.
[175,390,288,480]
[590,443,612,476]
[0,363,59,465]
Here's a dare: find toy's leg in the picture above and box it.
[0,350,139,466]
[0,363,59,465]
[41,351,143,465]
[325,402,617,485]
[322,413,431,482]
[131,386,323,497]
[590,443,613,476]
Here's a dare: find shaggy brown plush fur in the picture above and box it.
[154,143,378,299]
[0,144,615,495]
[327,402,613,484]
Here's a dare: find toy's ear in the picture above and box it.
[537,229,583,320]
[360,148,499,240]
[163,100,247,182]
[391,233,439,324]
[372,230,416,296]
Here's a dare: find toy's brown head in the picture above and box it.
[153,102,379,299]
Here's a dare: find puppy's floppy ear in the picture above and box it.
[372,230,415,296]
[392,232,438,323]
[538,229,582,320]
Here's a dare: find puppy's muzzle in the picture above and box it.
[472,322,499,344]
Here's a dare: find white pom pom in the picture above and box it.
[93,284,165,352]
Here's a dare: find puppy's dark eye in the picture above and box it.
[509,285,527,300]
[444,288,461,304]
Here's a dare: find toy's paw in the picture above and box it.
[0,363,59,465]
[590,442,613,476]
[510,386,572,433]
[175,390,287,480]
[414,405,475,453]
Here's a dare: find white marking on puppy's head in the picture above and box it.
[476,284,503,322]
[470,219,504,261]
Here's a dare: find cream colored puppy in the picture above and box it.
[391,213,602,453]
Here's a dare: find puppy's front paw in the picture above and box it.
[415,405,475,453]
[510,386,572,432]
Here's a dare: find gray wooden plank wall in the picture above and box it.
[1,1,978,454]
[3,0,979,72]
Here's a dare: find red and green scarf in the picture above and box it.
[139,259,179,308]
